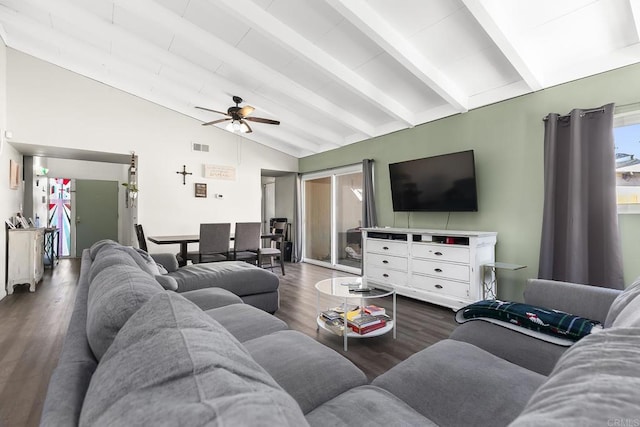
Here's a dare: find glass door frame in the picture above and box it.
[301,163,363,275]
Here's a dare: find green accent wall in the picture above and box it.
[300,63,640,300]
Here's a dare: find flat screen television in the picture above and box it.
[389,150,478,212]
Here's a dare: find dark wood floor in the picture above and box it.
[0,259,457,427]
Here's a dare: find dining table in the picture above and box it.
[148,233,278,267]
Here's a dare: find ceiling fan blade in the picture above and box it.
[244,116,280,125]
[195,106,229,116]
[202,118,231,126]
[238,105,255,118]
[240,119,253,133]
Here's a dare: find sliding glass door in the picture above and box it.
[302,164,363,274]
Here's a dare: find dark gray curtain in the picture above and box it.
[362,159,378,227]
[538,103,624,289]
[292,173,303,263]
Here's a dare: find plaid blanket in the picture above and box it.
[456,300,602,342]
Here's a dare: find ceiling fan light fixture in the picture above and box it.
[239,122,250,133]
[226,121,242,132]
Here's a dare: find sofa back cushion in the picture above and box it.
[605,277,640,328]
[86,265,163,360]
[79,292,308,426]
[511,327,640,426]
[88,239,119,260]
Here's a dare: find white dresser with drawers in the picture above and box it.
[362,227,497,310]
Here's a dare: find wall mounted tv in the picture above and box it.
[389,150,478,212]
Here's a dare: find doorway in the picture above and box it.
[75,179,119,254]
[48,178,72,256]
[302,164,363,273]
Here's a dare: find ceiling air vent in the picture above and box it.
[192,142,210,153]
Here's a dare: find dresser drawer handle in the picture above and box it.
[382,246,389,250]
[435,284,443,289]
[383,273,389,278]
[434,251,443,256]
[434,268,443,273]
[382,260,389,264]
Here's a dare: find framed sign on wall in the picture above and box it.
[195,183,207,198]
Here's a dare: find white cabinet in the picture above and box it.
[362,228,497,310]
[7,228,45,295]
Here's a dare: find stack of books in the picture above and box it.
[320,306,391,336]
[347,313,387,335]
[364,304,385,316]
[320,310,345,336]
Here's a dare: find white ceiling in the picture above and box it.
[1,0,640,158]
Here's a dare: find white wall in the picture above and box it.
[6,49,298,254]
[0,42,24,300]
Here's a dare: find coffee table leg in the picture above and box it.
[343,296,348,351]
[393,291,397,339]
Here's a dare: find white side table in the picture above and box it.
[481,262,526,300]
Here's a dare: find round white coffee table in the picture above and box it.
[315,276,396,351]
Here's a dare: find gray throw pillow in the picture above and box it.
[511,327,640,426]
[79,292,308,427]
[86,265,163,360]
[154,274,178,291]
[605,277,640,327]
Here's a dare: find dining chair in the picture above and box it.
[258,227,285,275]
[231,222,261,264]
[134,224,148,252]
[192,223,231,263]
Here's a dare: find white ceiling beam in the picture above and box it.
[326,0,468,112]
[0,22,8,45]
[0,9,326,155]
[213,0,417,126]
[18,0,343,148]
[17,0,345,149]
[462,0,543,91]
[630,0,640,42]
[113,0,376,137]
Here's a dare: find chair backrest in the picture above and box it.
[199,223,231,255]
[272,221,288,241]
[234,222,261,252]
[134,224,148,252]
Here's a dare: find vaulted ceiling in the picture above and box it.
[1,0,639,158]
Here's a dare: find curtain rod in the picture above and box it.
[543,107,605,122]
[299,159,373,175]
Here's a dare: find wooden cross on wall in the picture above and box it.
[176,165,193,185]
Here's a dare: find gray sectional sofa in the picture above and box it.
[89,240,280,313]
[41,240,640,426]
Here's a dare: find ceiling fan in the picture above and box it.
[196,96,280,134]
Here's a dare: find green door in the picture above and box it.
[75,179,118,254]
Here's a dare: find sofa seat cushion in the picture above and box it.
[204,304,287,342]
[169,261,279,294]
[79,291,308,427]
[86,265,163,360]
[305,385,436,427]
[511,327,640,426]
[243,330,367,414]
[450,320,567,376]
[373,339,546,427]
[180,287,244,310]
